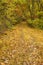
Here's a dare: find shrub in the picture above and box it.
[27,19,43,29]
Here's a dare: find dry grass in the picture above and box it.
[0,22,43,65]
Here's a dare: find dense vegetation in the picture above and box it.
[0,0,43,31]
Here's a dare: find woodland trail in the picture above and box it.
[0,22,43,65]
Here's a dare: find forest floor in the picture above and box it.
[0,22,43,65]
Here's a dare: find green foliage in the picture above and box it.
[0,0,43,30]
[27,19,43,29]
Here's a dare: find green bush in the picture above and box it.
[27,19,43,29]
[0,0,43,30]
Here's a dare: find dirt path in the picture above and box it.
[0,22,43,65]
